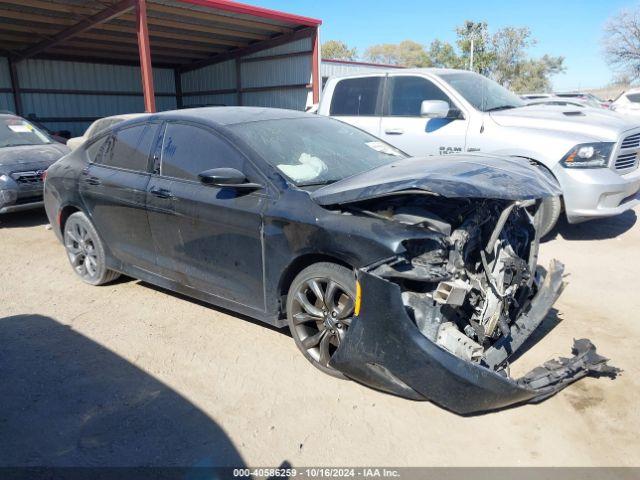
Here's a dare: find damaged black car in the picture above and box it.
[43,107,618,414]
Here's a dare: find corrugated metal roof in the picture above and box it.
[0,0,320,68]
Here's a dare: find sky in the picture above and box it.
[257,0,638,90]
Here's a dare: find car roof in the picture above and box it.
[325,67,469,80]
[142,106,312,127]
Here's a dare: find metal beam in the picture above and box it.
[180,27,315,73]
[235,57,242,106]
[8,59,22,116]
[311,27,320,104]
[174,69,183,109]
[136,0,156,113]
[15,0,136,60]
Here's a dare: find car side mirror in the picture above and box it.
[420,100,450,118]
[198,168,262,190]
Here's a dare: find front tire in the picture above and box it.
[539,196,562,237]
[63,212,120,286]
[286,262,356,378]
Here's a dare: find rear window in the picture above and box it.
[97,124,156,172]
[329,77,382,116]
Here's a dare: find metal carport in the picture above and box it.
[0,0,321,135]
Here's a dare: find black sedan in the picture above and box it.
[0,113,69,213]
[43,107,617,414]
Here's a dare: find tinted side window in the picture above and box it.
[99,124,155,172]
[160,123,245,181]
[86,135,110,163]
[330,77,382,116]
[388,76,453,116]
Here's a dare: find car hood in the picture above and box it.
[489,105,638,140]
[0,143,69,174]
[311,155,562,206]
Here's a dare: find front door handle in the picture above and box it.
[150,187,174,199]
[384,128,404,135]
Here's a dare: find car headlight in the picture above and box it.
[560,142,614,168]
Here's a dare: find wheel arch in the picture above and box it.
[58,204,83,233]
[278,253,354,310]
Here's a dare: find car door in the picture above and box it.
[146,121,267,310]
[79,123,159,270]
[379,75,469,157]
[328,75,384,137]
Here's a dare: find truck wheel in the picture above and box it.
[286,262,356,379]
[539,196,562,237]
[63,212,120,285]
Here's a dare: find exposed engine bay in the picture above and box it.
[347,195,552,364]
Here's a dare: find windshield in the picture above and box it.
[228,116,405,186]
[0,118,52,148]
[437,71,526,112]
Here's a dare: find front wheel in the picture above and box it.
[539,196,562,237]
[286,262,356,378]
[63,212,120,285]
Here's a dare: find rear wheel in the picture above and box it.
[539,195,562,237]
[63,212,120,285]
[286,262,356,378]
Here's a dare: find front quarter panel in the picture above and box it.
[262,188,444,317]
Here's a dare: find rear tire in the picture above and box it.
[63,212,120,286]
[539,196,562,237]
[286,262,356,379]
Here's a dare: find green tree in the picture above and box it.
[508,55,566,93]
[363,43,402,64]
[321,40,358,61]
[455,20,495,75]
[397,40,431,67]
[426,39,463,68]
[364,41,431,67]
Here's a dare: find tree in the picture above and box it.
[603,7,640,78]
[363,41,431,67]
[426,40,463,68]
[321,40,358,61]
[491,27,534,87]
[508,55,566,93]
[396,40,431,67]
[455,21,495,75]
[363,43,402,65]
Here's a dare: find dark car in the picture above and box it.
[0,113,70,214]
[43,107,617,414]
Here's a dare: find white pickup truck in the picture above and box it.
[318,69,640,235]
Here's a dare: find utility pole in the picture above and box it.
[469,37,475,71]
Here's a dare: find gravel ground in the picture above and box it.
[0,207,638,467]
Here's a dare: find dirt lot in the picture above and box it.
[1,207,639,468]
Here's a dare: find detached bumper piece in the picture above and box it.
[517,338,620,403]
[330,265,619,415]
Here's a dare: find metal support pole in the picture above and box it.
[136,0,156,113]
[174,69,183,109]
[235,57,242,106]
[311,27,320,104]
[8,59,22,116]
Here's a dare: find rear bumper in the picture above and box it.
[553,165,640,223]
[330,261,619,415]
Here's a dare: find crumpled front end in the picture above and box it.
[328,197,619,414]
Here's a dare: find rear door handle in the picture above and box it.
[384,128,404,135]
[150,187,174,199]
[84,177,101,186]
